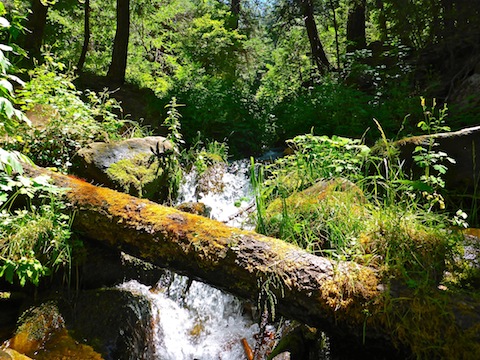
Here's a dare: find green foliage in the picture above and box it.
[0,4,29,135]
[413,98,455,195]
[184,137,229,176]
[0,0,28,63]
[181,11,245,77]
[264,133,369,197]
[0,200,73,287]
[150,97,184,203]
[164,76,266,157]
[0,148,76,287]
[5,57,126,171]
[251,100,465,283]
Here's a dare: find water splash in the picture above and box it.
[119,278,259,360]
[119,159,259,359]
[176,159,254,228]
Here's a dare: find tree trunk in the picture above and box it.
[329,0,340,69]
[346,0,366,52]
[20,163,480,356]
[107,0,130,85]
[375,0,387,42]
[24,0,48,61]
[76,0,91,74]
[440,0,454,35]
[299,0,331,74]
[230,0,241,30]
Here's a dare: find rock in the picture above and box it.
[78,240,165,289]
[71,136,172,201]
[6,289,154,360]
[196,162,227,196]
[451,73,480,109]
[175,202,211,217]
[0,348,32,360]
[8,302,65,355]
[59,289,155,360]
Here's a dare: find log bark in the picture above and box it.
[21,163,480,356]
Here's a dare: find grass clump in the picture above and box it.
[0,152,78,287]
[251,99,478,358]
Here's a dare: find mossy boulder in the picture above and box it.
[72,136,172,202]
[0,348,32,360]
[264,179,367,251]
[5,289,155,360]
[6,302,102,360]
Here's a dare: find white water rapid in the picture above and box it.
[119,160,259,359]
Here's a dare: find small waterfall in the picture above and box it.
[176,159,254,228]
[119,159,259,359]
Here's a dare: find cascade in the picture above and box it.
[119,159,259,359]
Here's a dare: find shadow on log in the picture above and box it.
[21,163,480,358]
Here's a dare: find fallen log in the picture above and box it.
[22,163,480,357]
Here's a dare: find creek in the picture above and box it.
[118,160,260,359]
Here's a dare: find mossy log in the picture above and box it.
[22,164,480,356]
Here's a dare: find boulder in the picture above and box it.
[6,290,155,360]
[6,302,103,360]
[72,136,172,201]
[59,289,155,360]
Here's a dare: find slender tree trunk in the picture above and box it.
[24,0,48,61]
[346,0,366,52]
[375,0,387,42]
[442,0,454,30]
[329,0,340,69]
[299,0,331,74]
[107,0,130,85]
[76,0,91,74]
[230,0,241,30]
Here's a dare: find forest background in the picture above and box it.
[3,0,480,158]
[0,1,480,358]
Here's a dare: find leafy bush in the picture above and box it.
[5,57,127,171]
[163,76,266,157]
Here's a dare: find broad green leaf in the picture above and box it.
[0,79,13,94]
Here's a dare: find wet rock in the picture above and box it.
[79,240,165,289]
[8,302,64,355]
[196,163,227,196]
[71,136,172,201]
[175,202,211,217]
[59,288,155,360]
[0,348,32,360]
[5,301,105,360]
[5,289,154,360]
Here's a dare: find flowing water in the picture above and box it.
[119,160,259,359]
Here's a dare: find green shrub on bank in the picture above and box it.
[250,99,476,358]
[3,58,131,171]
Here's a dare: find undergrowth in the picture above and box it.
[250,98,478,358]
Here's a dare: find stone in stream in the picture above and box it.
[71,136,173,202]
[5,290,155,360]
